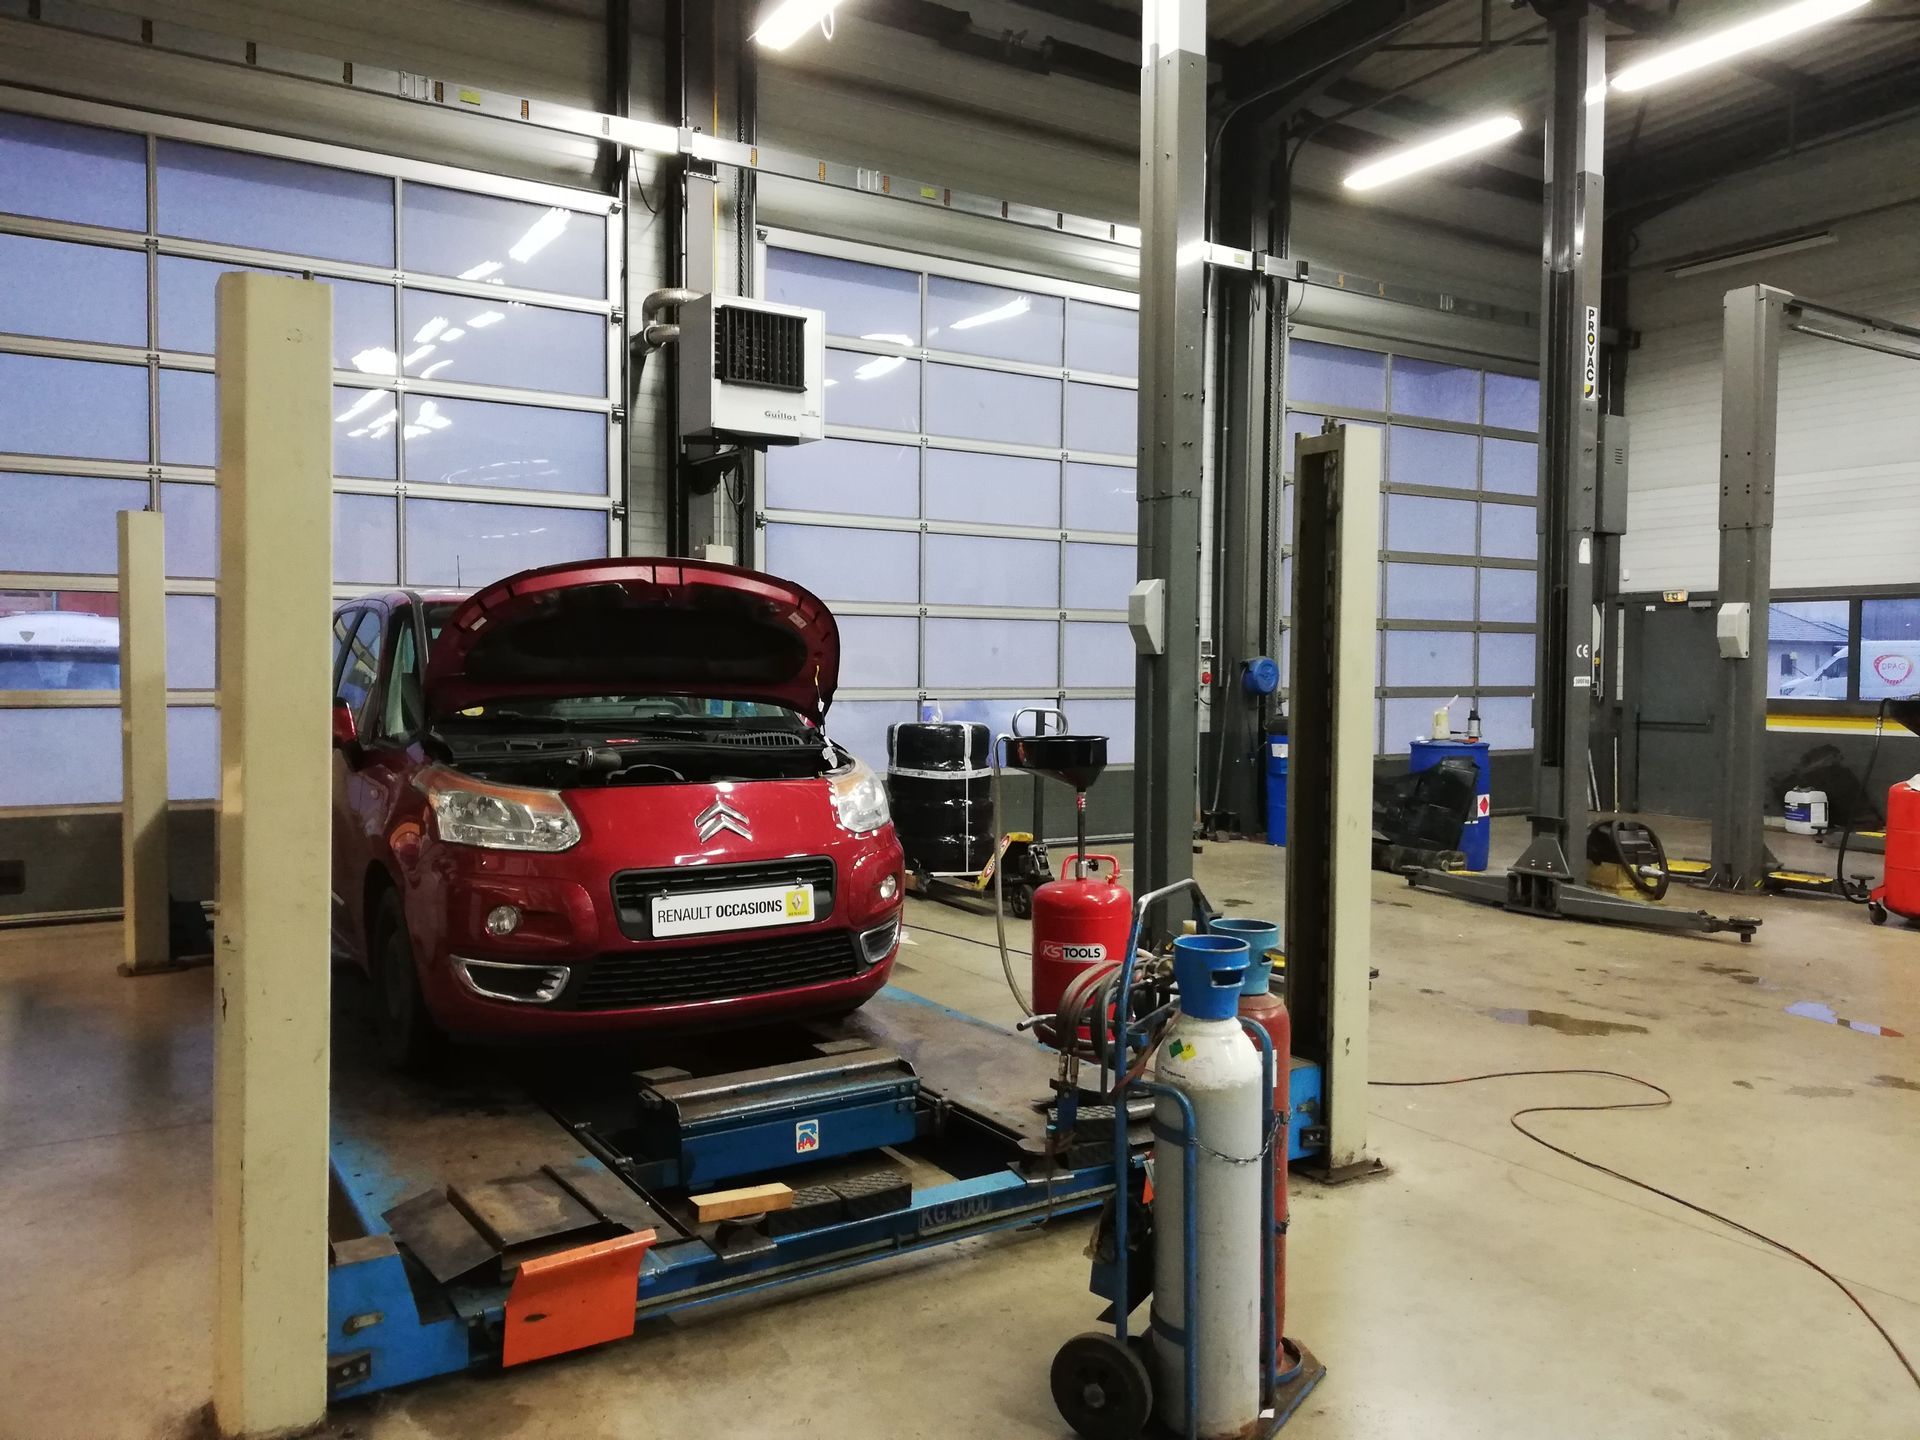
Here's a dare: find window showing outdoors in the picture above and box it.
[1770,600,1850,700]
[1860,598,1920,701]
[1283,337,1540,755]
[762,243,1139,769]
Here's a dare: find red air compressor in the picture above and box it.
[1868,777,1920,925]
[1031,855,1133,1031]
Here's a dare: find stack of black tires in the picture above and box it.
[886,722,995,877]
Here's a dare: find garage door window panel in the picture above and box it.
[0,354,148,462]
[1065,621,1134,688]
[764,523,918,605]
[0,234,146,346]
[158,256,396,368]
[927,276,1062,365]
[402,185,605,300]
[1289,340,1385,412]
[1065,462,1136,534]
[824,349,921,432]
[835,617,920,689]
[166,595,217,690]
[0,112,146,231]
[336,494,398,586]
[403,499,606,589]
[1385,631,1474,689]
[0,592,119,692]
[925,449,1057,528]
[925,618,1058,690]
[925,534,1058,608]
[401,290,603,397]
[1385,563,1475,622]
[0,708,122,805]
[0,474,147,574]
[161,483,217,580]
[156,139,394,267]
[1066,382,1136,458]
[823,699,917,770]
[403,396,605,495]
[1389,425,1477,491]
[1386,494,1476,556]
[766,250,919,344]
[926,363,1061,449]
[1480,501,1539,562]
[1480,568,1537,623]
[1065,542,1135,612]
[1066,300,1137,378]
[768,437,919,519]
[1392,357,1480,424]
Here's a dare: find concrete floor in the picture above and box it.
[5,816,1920,1438]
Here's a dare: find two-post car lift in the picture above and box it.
[324,984,1325,1401]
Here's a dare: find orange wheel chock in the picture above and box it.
[502,1230,656,1367]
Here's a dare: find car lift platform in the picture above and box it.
[325,987,1131,1402]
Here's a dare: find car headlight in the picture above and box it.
[414,765,581,852]
[830,759,891,835]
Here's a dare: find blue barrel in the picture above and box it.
[1410,737,1491,871]
[1264,736,1290,847]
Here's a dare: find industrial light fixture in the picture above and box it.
[1611,0,1870,93]
[1666,231,1838,278]
[507,207,570,264]
[949,296,1031,331]
[753,0,843,51]
[1343,115,1524,192]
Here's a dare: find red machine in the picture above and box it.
[1030,855,1133,1022]
[1868,778,1920,925]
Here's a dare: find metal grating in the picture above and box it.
[713,305,809,391]
[610,856,837,940]
[566,929,863,1009]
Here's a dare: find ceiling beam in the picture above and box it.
[1219,0,1455,110]
[1613,60,1920,218]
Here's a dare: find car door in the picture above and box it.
[331,605,387,960]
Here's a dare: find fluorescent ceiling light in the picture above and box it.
[412,315,449,345]
[419,359,455,379]
[439,327,466,343]
[349,347,397,376]
[852,354,906,381]
[1666,231,1837,277]
[403,344,435,367]
[467,310,506,329]
[860,331,915,346]
[458,260,502,281]
[949,296,1031,331]
[753,0,842,50]
[508,207,570,263]
[415,400,453,431]
[1611,0,1870,93]
[1343,115,1524,192]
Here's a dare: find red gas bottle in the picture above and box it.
[1030,854,1132,1024]
[1209,918,1292,1359]
[1870,778,1920,924]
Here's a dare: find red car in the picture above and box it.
[329,558,905,1065]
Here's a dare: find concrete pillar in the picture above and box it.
[211,272,333,1437]
[117,508,171,975]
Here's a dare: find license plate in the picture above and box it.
[651,882,816,938]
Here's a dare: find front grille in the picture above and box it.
[611,856,836,941]
[567,929,863,1010]
[713,305,807,391]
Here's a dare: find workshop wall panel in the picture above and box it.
[0,96,618,850]
[759,236,1140,774]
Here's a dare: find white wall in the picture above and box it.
[1620,119,1920,596]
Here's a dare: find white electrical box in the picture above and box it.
[678,295,826,446]
[1717,601,1752,659]
[1128,578,1167,656]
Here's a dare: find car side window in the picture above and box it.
[331,608,360,693]
[336,609,385,726]
[379,609,424,740]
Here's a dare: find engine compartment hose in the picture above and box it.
[991,734,1033,1016]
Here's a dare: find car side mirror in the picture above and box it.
[332,700,361,754]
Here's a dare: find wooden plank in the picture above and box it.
[688,1182,795,1223]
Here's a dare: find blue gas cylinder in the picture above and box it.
[1410,737,1491,871]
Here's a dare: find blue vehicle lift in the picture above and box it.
[324,983,1324,1405]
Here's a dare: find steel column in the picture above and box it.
[1132,0,1207,904]
[1514,4,1605,883]
[1710,285,1788,890]
[114,509,170,974]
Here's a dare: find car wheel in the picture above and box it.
[371,890,441,1071]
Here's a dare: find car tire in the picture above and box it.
[371,890,442,1071]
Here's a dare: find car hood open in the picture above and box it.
[424,558,840,722]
